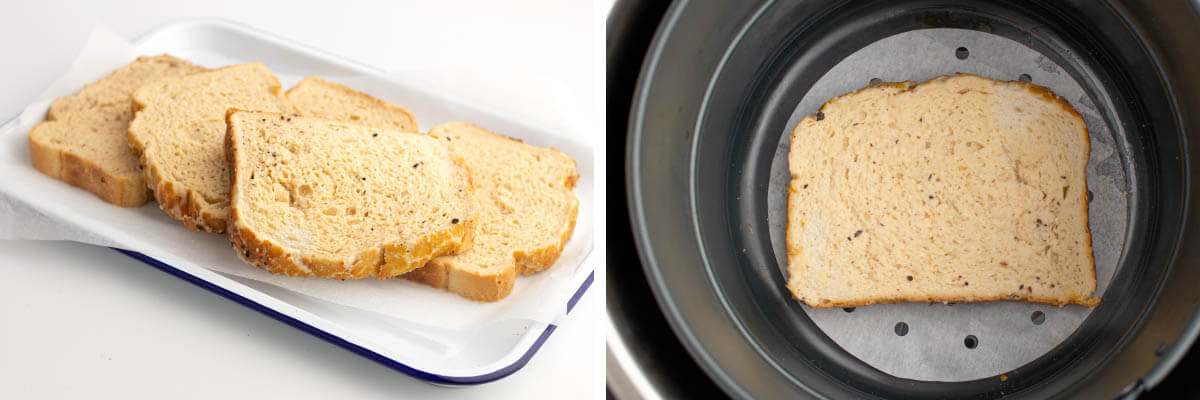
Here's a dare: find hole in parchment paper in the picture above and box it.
[1088,189,1094,203]
[894,322,909,336]
[965,335,979,349]
[1031,310,1046,325]
[869,77,882,86]
[956,47,970,60]
[1019,73,1032,83]
[843,307,856,313]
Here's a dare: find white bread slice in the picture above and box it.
[285,76,417,132]
[28,55,205,206]
[405,122,579,302]
[276,78,580,301]
[128,62,296,232]
[786,73,1098,308]
[225,110,476,279]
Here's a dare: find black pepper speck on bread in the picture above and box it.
[225,110,476,279]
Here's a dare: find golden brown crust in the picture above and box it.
[28,125,150,207]
[136,149,226,232]
[813,73,1086,122]
[28,55,202,208]
[27,130,62,178]
[227,202,475,280]
[402,262,449,289]
[790,72,1099,308]
[224,110,475,279]
[407,258,518,302]
[801,292,1100,308]
[1077,91,1097,299]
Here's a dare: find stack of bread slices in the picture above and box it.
[29,55,579,302]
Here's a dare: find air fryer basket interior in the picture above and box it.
[626,0,1200,398]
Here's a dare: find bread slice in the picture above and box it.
[276,79,580,301]
[786,73,1098,308]
[225,110,476,279]
[405,122,579,302]
[286,76,418,132]
[28,55,205,206]
[128,62,296,232]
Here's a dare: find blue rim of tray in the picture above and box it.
[114,248,593,385]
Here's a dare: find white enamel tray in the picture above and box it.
[0,18,594,385]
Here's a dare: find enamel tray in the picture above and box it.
[0,18,594,385]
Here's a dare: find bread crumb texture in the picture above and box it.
[128,62,295,232]
[786,73,1098,308]
[407,122,579,302]
[226,111,476,280]
[28,55,205,206]
[286,76,418,133]
[277,76,580,301]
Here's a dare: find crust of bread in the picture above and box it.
[401,123,579,302]
[129,112,229,232]
[406,258,518,302]
[514,177,580,275]
[224,109,476,279]
[272,76,582,301]
[405,173,577,302]
[138,160,228,232]
[788,73,1098,308]
[29,55,203,207]
[28,128,149,207]
[228,212,476,279]
[797,291,1100,308]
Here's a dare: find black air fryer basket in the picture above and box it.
[611,0,1200,398]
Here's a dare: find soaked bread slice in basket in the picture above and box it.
[786,73,1098,307]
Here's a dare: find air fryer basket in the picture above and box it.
[623,0,1200,398]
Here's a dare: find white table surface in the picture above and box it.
[0,0,604,398]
